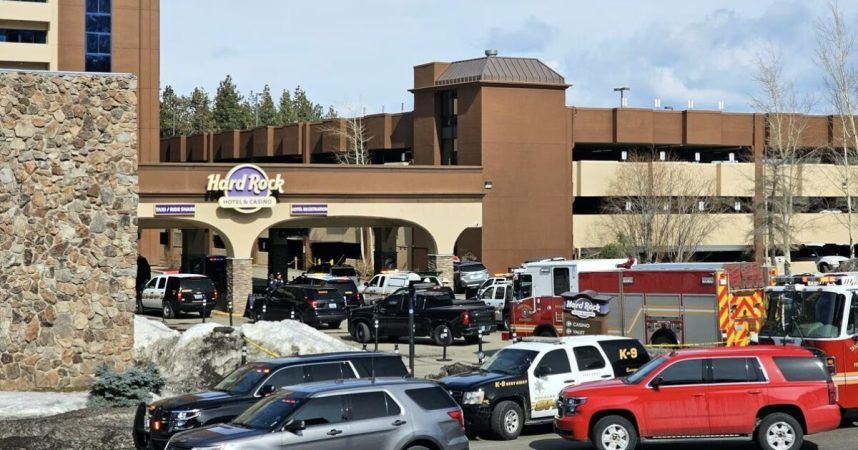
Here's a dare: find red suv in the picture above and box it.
[554,345,840,450]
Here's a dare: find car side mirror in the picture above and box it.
[283,419,306,433]
[852,334,858,342]
[535,366,552,377]
[364,282,369,287]
[650,377,663,390]
[258,384,276,397]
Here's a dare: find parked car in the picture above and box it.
[349,285,496,345]
[359,271,423,300]
[133,352,408,450]
[186,255,228,308]
[138,274,218,319]
[554,345,842,450]
[289,275,364,308]
[455,261,490,294]
[251,285,347,328]
[305,263,360,286]
[477,280,513,330]
[164,378,468,450]
[476,276,509,297]
[441,335,649,440]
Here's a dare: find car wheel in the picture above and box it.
[327,321,342,329]
[432,324,454,346]
[293,311,305,324]
[490,400,523,440]
[253,308,264,323]
[757,412,803,450]
[406,446,430,450]
[162,301,175,319]
[591,415,638,450]
[354,322,372,343]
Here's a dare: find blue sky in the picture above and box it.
[161,0,858,114]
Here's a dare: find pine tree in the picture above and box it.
[292,85,325,121]
[212,75,251,131]
[160,85,190,137]
[277,89,295,125]
[187,87,214,134]
[257,85,278,126]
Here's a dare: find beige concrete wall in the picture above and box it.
[138,200,482,261]
[0,0,58,70]
[573,161,755,198]
[573,213,855,250]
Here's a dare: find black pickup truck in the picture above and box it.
[347,286,497,345]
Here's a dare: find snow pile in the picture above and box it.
[133,317,356,393]
[0,391,88,419]
[240,320,353,356]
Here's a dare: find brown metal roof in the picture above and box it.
[435,56,565,87]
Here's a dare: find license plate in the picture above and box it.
[194,294,204,300]
[329,303,337,309]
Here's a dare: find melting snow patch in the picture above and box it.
[240,320,354,356]
[0,391,88,419]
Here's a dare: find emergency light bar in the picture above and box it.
[773,272,858,286]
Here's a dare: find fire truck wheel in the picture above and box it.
[432,324,454,346]
[591,415,638,450]
[490,400,523,440]
[757,412,803,450]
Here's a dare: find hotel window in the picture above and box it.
[85,0,111,72]
[0,29,47,43]
[439,90,458,165]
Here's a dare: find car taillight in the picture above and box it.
[828,380,838,405]
[176,290,183,302]
[461,311,470,326]
[213,289,218,301]
[357,292,364,305]
[447,409,465,428]
[311,301,323,309]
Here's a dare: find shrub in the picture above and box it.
[88,363,165,407]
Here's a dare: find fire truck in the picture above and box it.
[757,272,858,409]
[508,260,769,346]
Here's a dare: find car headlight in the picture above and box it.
[172,409,201,421]
[558,396,587,416]
[462,389,485,405]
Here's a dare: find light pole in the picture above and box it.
[613,87,630,108]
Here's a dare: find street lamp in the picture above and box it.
[613,86,630,108]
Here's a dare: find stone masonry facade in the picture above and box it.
[227,258,253,316]
[0,71,138,390]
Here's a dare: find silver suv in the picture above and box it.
[165,378,468,450]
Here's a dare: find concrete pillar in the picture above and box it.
[429,253,455,286]
[227,257,253,315]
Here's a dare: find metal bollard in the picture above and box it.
[374,319,379,352]
[477,327,484,364]
[228,300,233,327]
[241,344,247,365]
[290,309,295,320]
[262,303,267,321]
[394,344,400,354]
[362,344,368,351]
[437,329,452,362]
[202,297,207,324]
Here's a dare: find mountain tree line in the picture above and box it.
[160,75,337,138]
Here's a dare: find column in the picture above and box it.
[227,257,253,315]
[429,253,455,287]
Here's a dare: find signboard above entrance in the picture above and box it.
[291,203,328,216]
[207,164,285,214]
[154,204,196,216]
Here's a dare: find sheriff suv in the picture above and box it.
[554,345,842,450]
[440,335,649,440]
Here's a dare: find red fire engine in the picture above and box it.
[758,272,858,409]
[508,262,769,346]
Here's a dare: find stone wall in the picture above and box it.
[0,71,138,390]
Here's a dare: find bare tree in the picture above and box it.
[603,151,720,262]
[817,0,858,257]
[750,45,814,272]
[321,110,375,270]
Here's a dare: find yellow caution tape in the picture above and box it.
[244,337,282,358]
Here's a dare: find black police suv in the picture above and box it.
[133,351,408,450]
[251,285,348,328]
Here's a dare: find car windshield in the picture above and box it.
[326,280,358,295]
[232,392,306,431]
[331,267,357,277]
[624,355,666,384]
[213,364,271,395]
[461,264,486,272]
[480,349,538,375]
[762,290,846,338]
